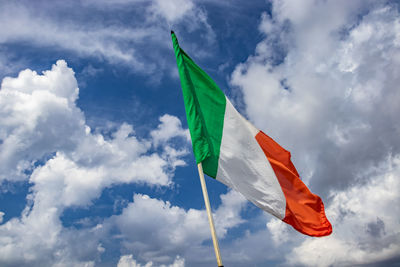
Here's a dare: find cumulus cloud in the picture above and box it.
[231,1,400,193]
[0,199,102,267]
[287,155,400,266]
[230,0,400,265]
[0,60,186,188]
[117,254,184,267]
[0,60,247,267]
[150,114,190,147]
[0,61,190,266]
[150,114,190,170]
[266,218,290,245]
[0,60,83,182]
[108,190,246,266]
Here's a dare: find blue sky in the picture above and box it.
[0,0,400,266]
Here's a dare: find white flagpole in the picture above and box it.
[197,163,223,267]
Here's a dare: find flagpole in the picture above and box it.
[197,163,224,267]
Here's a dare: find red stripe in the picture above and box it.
[255,131,332,237]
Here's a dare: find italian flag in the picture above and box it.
[172,32,332,237]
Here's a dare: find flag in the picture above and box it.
[171,31,332,237]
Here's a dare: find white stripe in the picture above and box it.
[216,98,286,219]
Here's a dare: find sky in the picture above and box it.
[0,0,399,266]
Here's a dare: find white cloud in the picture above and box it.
[109,190,246,266]
[230,0,400,265]
[151,0,194,24]
[0,0,215,76]
[286,155,400,267]
[0,61,190,266]
[150,114,190,169]
[0,59,188,188]
[214,189,246,237]
[0,211,4,224]
[118,254,152,267]
[117,254,184,267]
[0,60,84,182]
[0,4,151,71]
[231,1,400,192]
[150,114,190,147]
[266,218,290,245]
[0,60,246,267]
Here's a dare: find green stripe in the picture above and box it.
[171,32,226,178]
